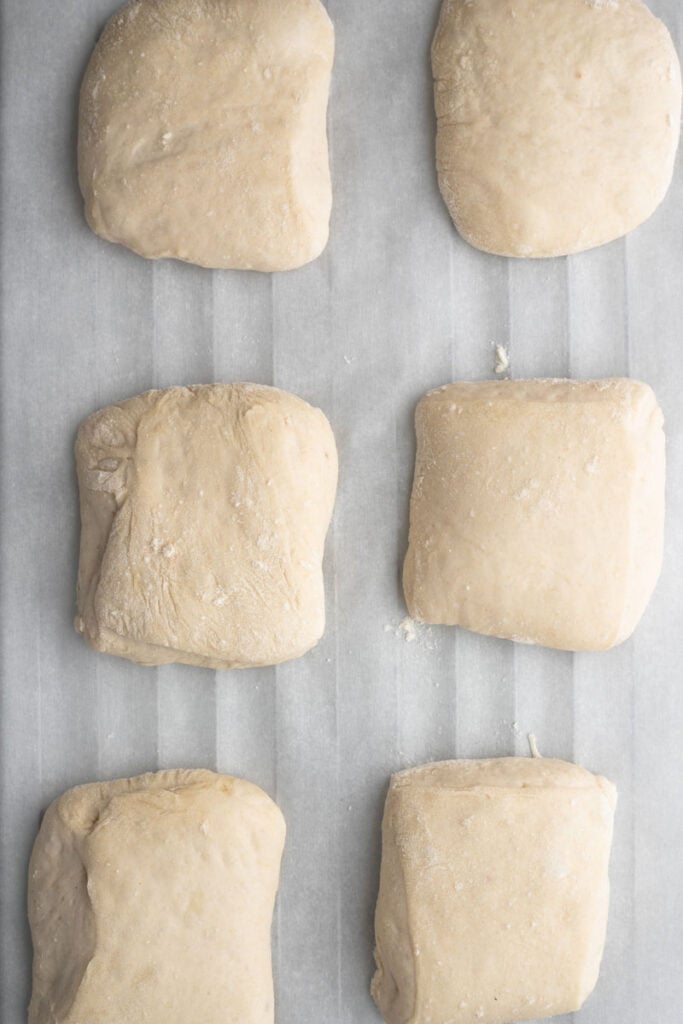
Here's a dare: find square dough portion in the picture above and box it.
[403,379,664,651]
[28,769,285,1024]
[78,0,334,271]
[371,757,617,1024]
[75,383,337,668]
[432,0,681,257]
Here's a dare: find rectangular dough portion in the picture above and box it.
[371,757,616,1024]
[79,0,334,270]
[403,378,664,650]
[75,383,337,669]
[28,769,285,1024]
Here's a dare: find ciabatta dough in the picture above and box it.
[78,0,334,270]
[75,383,337,668]
[432,0,681,257]
[371,757,617,1024]
[403,379,664,651]
[28,769,285,1024]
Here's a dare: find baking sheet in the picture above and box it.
[2,1,683,1021]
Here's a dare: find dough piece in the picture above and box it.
[371,757,617,1024]
[28,769,285,1024]
[403,379,664,651]
[78,0,334,271]
[75,383,337,668]
[432,0,681,257]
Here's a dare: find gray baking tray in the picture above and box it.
[2,1,682,1022]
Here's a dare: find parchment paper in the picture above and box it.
[2,1,683,1022]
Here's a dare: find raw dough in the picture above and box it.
[75,383,337,668]
[371,756,617,1024]
[28,769,285,1024]
[432,0,681,257]
[78,0,334,270]
[403,379,664,651]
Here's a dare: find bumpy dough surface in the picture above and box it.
[403,378,664,651]
[432,0,681,257]
[28,769,285,1024]
[78,0,334,270]
[75,383,337,668]
[371,757,617,1024]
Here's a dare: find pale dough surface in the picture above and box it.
[75,383,337,668]
[28,769,285,1024]
[79,0,334,270]
[371,757,617,1024]
[403,379,665,651]
[432,0,681,257]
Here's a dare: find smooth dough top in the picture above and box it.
[78,0,334,270]
[403,378,665,651]
[372,757,617,1024]
[75,383,338,669]
[432,0,682,257]
[28,769,285,1024]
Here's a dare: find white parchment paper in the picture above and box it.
[2,1,683,1022]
